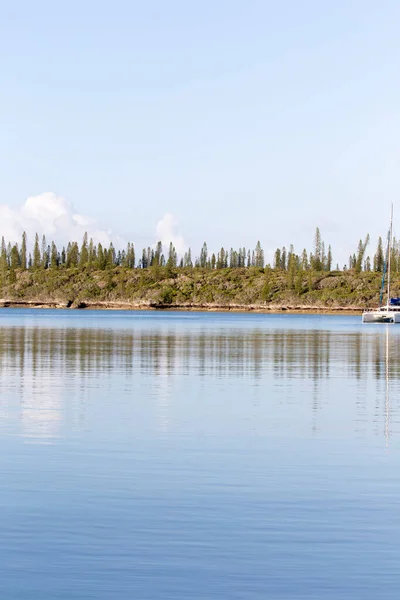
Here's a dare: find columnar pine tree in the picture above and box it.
[97,244,105,269]
[66,242,79,267]
[6,242,11,266]
[33,234,41,269]
[274,248,281,270]
[0,237,7,274]
[127,243,135,268]
[301,249,309,270]
[154,242,162,267]
[374,237,384,272]
[21,232,27,270]
[184,248,193,268]
[10,244,20,270]
[281,247,287,270]
[200,243,208,268]
[287,252,296,289]
[88,238,95,265]
[141,248,147,269]
[51,242,58,268]
[108,243,116,267]
[355,234,370,273]
[80,232,89,266]
[313,227,322,271]
[167,242,177,268]
[327,245,332,271]
[254,241,264,268]
[41,235,48,268]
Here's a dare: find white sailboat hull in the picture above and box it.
[362,310,400,324]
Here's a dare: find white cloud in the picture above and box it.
[0,194,188,259]
[155,213,186,255]
[0,192,125,248]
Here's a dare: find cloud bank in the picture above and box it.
[156,213,186,255]
[0,192,123,248]
[0,193,187,260]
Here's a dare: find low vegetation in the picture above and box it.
[0,267,395,310]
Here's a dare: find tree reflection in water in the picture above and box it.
[0,325,398,443]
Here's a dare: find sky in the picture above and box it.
[1,0,400,266]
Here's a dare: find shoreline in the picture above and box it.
[0,299,364,314]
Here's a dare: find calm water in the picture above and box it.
[0,309,399,599]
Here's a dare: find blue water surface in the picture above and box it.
[0,309,398,599]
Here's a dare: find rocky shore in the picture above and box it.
[0,298,363,313]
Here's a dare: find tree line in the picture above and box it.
[0,227,396,274]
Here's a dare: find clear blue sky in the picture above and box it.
[1,0,399,265]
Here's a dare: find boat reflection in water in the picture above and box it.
[385,325,391,447]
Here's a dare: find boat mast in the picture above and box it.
[387,203,393,309]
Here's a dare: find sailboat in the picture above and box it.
[362,204,400,323]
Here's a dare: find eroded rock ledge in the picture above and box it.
[0,298,363,313]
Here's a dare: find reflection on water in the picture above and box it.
[386,327,390,447]
[0,323,399,444]
[0,325,399,378]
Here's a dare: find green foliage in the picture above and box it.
[261,270,271,302]
[159,286,175,305]
[295,270,303,295]
[10,245,20,270]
